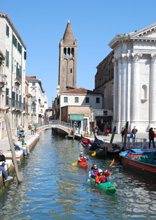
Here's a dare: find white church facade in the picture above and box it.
[109,22,156,133]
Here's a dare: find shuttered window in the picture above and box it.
[6,50,9,67]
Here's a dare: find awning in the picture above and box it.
[70,114,84,121]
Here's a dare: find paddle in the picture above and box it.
[91,152,96,156]
[109,158,115,167]
[72,162,78,166]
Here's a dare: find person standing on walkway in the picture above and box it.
[149,127,155,149]
[121,127,125,142]
[31,125,35,135]
[132,126,138,144]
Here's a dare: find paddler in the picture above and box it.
[90,164,99,178]
[95,169,110,184]
[78,152,89,162]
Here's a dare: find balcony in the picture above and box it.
[0,74,6,89]
[6,96,28,112]
[15,73,22,85]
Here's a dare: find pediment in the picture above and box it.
[130,22,156,40]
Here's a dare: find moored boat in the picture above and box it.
[80,135,107,157]
[119,149,156,176]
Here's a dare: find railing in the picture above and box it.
[6,97,28,112]
[34,120,73,130]
[127,137,147,148]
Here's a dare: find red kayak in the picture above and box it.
[78,161,88,169]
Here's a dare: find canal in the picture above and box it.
[0,129,156,220]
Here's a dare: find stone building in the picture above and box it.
[0,12,27,138]
[60,88,102,133]
[109,22,156,133]
[26,76,47,123]
[57,20,77,94]
[94,51,114,128]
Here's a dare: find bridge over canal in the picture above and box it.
[35,120,74,135]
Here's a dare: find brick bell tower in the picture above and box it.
[58,20,77,94]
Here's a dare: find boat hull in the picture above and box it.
[78,161,88,169]
[90,178,116,193]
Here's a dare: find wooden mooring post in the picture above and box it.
[4,113,22,184]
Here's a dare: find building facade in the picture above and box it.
[26,76,48,123]
[109,22,156,133]
[0,12,27,138]
[59,88,102,133]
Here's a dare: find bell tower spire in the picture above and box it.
[58,20,77,94]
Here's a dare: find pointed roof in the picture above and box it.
[63,20,75,44]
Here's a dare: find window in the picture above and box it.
[12,34,17,48]
[18,42,22,54]
[6,50,9,67]
[6,24,9,37]
[32,82,35,86]
[85,97,89,103]
[70,68,72,73]
[75,97,79,103]
[6,88,9,96]
[96,97,100,103]
[64,97,68,103]
[24,51,27,60]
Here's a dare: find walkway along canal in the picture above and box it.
[0,129,156,220]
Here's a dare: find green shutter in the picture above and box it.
[6,50,9,67]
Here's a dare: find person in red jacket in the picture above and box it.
[95,169,110,184]
[78,152,89,162]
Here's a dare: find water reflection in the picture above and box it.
[0,129,156,220]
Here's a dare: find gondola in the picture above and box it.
[80,135,107,157]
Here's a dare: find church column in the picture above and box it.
[131,54,142,124]
[121,56,127,126]
[149,54,156,126]
[117,58,122,132]
[113,59,118,126]
[126,55,132,123]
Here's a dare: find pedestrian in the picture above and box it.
[0,150,13,182]
[149,127,155,149]
[121,127,125,142]
[31,125,35,135]
[132,126,138,143]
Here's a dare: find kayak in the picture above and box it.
[78,161,88,169]
[89,172,116,193]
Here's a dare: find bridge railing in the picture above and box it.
[49,120,73,129]
[34,120,73,130]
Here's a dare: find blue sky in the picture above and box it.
[1,0,156,106]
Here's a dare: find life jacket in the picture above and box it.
[80,157,85,162]
[93,169,98,175]
[96,175,106,183]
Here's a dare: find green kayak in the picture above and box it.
[90,178,116,193]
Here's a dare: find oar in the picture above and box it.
[72,162,78,166]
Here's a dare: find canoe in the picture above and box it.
[119,149,156,177]
[78,161,88,169]
[90,177,116,193]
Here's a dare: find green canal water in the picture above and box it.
[0,129,156,220]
